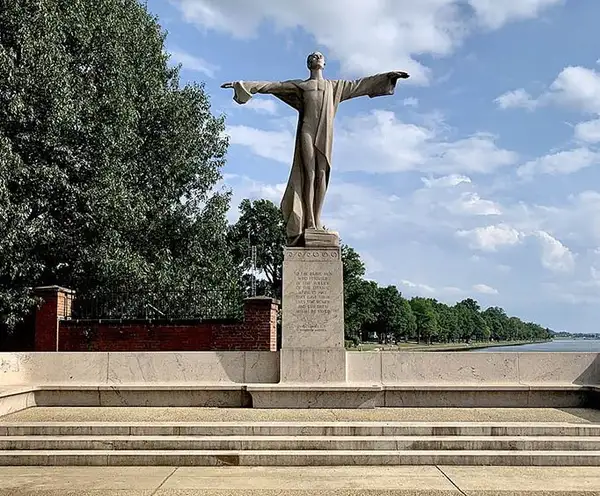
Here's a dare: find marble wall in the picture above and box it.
[0,352,279,385]
[347,352,600,385]
[2,351,598,387]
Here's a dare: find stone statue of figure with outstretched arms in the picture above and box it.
[222,51,409,246]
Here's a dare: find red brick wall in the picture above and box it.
[34,289,279,352]
[58,321,216,351]
[34,286,75,351]
[212,298,278,351]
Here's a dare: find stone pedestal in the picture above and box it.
[280,245,346,383]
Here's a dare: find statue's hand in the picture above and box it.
[390,71,410,80]
[221,82,234,89]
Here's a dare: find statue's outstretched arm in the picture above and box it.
[222,80,299,105]
[339,71,409,102]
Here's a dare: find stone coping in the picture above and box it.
[3,383,599,393]
[2,420,598,427]
[0,387,37,399]
[247,384,382,392]
[247,383,599,391]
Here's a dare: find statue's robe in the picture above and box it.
[232,74,398,244]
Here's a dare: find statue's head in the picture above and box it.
[307,51,325,71]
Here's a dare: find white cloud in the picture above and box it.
[495,88,538,110]
[469,0,563,29]
[448,192,502,216]
[517,148,600,178]
[518,191,600,247]
[221,174,285,223]
[243,99,279,115]
[169,49,218,78]
[457,224,523,251]
[225,125,293,163]
[173,0,563,84]
[399,279,473,299]
[574,119,600,144]
[399,280,437,295]
[335,111,431,172]
[496,65,600,115]
[335,111,517,174]
[360,251,384,277]
[428,134,518,174]
[473,283,499,295]
[548,66,600,114]
[229,110,518,175]
[456,224,576,274]
[402,97,419,107]
[534,231,576,273]
[421,174,472,188]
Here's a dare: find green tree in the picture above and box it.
[410,297,439,344]
[398,297,417,342]
[341,245,378,341]
[368,285,405,343]
[228,199,286,298]
[345,279,378,343]
[434,301,459,343]
[482,306,508,341]
[455,298,490,342]
[0,0,236,331]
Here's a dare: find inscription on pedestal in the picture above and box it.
[295,269,332,331]
[282,247,344,349]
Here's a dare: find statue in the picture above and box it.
[222,52,409,246]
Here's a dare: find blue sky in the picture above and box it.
[148,0,600,333]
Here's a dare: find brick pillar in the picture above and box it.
[34,286,75,351]
[243,297,280,351]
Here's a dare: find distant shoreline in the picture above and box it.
[354,339,551,352]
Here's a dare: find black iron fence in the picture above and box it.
[67,288,245,321]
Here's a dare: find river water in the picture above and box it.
[476,339,600,352]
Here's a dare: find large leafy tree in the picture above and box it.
[482,306,508,341]
[368,285,416,343]
[0,0,236,330]
[341,245,377,341]
[228,199,286,298]
[455,299,490,342]
[410,297,440,344]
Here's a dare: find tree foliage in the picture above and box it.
[0,0,236,330]
[228,199,286,298]
[342,245,377,341]
[367,285,416,343]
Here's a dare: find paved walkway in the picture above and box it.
[3,407,600,423]
[0,466,597,495]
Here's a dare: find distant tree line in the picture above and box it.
[552,331,599,340]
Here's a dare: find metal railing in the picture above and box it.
[68,288,245,321]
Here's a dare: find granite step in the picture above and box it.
[1,435,600,451]
[2,422,600,437]
[0,449,599,466]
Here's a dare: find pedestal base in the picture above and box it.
[280,348,346,383]
[303,228,340,247]
[281,247,344,349]
[281,245,346,383]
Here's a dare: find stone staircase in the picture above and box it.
[1,420,599,466]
